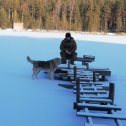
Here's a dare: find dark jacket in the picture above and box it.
[60,37,77,53]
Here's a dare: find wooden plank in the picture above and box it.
[77,103,121,111]
[108,83,115,103]
[93,70,111,76]
[111,110,123,126]
[81,95,108,99]
[85,107,94,125]
[58,84,106,90]
[79,84,106,88]
[80,98,112,103]
[88,68,110,71]
[76,78,81,104]
[58,83,75,89]
[75,55,95,69]
[80,76,93,79]
[93,70,111,82]
[77,112,126,120]
[72,81,106,86]
[69,73,93,77]
[57,66,73,70]
[84,55,95,59]
[79,84,109,91]
[80,87,104,90]
[55,68,68,73]
[77,84,104,87]
[76,55,95,62]
[73,90,108,94]
[78,85,109,90]
[68,75,93,82]
[84,107,108,126]
[75,58,94,62]
[57,66,110,71]
[79,78,93,82]
[85,124,108,126]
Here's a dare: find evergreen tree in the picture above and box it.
[0,8,9,28]
[0,0,125,32]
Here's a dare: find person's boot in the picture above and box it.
[61,59,67,64]
[70,60,75,65]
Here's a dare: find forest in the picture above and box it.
[0,0,126,32]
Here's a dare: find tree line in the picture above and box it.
[0,0,126,32]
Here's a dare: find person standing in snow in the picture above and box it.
[60,32,77,64]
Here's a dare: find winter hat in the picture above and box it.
[65,32,71,38]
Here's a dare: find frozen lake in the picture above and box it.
[0,35,126,126]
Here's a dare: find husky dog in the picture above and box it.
[27,56,61,80]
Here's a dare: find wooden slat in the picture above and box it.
[58,83,75,89]
[79,85,109,92]
[80,98,112,103]
[72,81,106,86]
[85,107,94,125]
[77,112,126,120]
[111,110,123,126]
[78,85,109,90]
[70,77,93,82]
[88,68,110,71]
[85,124,108,126]
[69,74,93,77]
[77,103,121,111]
[69,75,92,79]
[79,87,104,90]
[57,67,109,71]
[93,70,111,76]
[81,95,108,99]
[73,90,108,94]
[80,77,93,79]
[58,84,107,90]
[75,57,94,62]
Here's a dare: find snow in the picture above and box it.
[0,29,126,44]
[0,30,126,126]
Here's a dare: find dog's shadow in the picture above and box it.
[32,71,54,80]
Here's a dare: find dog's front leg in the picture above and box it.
[50,71,54,80]
[49,64,54,80]
[48,72,51,80]
[35,70,40,79]
[32,73,38,79]
[32,69,39,79]
[32,71,36,79]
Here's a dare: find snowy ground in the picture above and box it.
[0,30,126,126]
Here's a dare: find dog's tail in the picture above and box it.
[27,56,34,64]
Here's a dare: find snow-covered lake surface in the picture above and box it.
[0,30,126,126]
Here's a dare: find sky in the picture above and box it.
[0,29,126,126]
